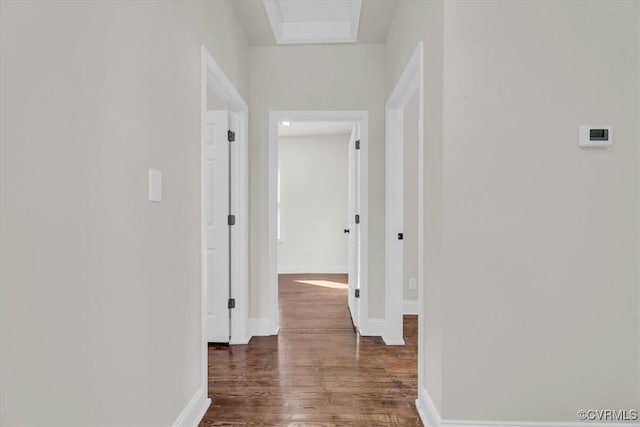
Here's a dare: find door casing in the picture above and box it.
[384,41,425,371]
[267,110,370,336]
[346,125,360,328]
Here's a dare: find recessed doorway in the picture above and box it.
[268,111,370,336]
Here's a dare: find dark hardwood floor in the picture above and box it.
[200,273,420,427]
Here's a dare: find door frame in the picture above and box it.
[267,110,370,335]
[346,125,359,328]
[200,45,250,392]
[384,42,424,349]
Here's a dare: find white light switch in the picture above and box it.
[149,169,162,202]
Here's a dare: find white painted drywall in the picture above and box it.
[249,44,386,319]
[439,0,638,422]
[385,0,445,411]
[403,91,419,303]
[387,0,640,421]
[0,1,248,425]
[278,134,349,273]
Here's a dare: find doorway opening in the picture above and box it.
[268,111,370,336]
[276,120,353,330]
[384,41,425,402]
[200,45,249,350]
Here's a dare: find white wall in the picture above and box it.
[278,134,349,273]
[403,92,419,304]
[0,1,248,425]
[440,1,639,420]
[249,44,386,319]
[387,0,640,422]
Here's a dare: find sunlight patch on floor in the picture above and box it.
[295,279,348,289]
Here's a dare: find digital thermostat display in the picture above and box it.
[589,129,608,141]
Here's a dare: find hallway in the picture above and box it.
[200,274,420,426]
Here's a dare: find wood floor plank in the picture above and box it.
[200,274,421,427]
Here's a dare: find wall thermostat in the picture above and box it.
[579,125,612,148]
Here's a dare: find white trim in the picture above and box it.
[416,386,440,427]
[263,0,362,45]
[172,387,211,427]
[416,387,639,427]
[346,125,359,329]
[382,337,405,346]
[442,422,640,427]
[231,108,251,346]
[384,42,425,418]
[268,110,370,337]
[384,40,424,354]
[403,299,420,315]
[249,318,280,337]
[278,265,348,274]
[229,334,250,345]
[360,318,385,337]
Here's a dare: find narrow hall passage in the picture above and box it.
[201,273,420,426]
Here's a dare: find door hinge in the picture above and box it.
[355,214,360,224]
[227,214,236,226]
[398,233,404,240]
[355,289,360,298]
[228,298,236,309]
[355,139,360,150]
[227,130,235,142]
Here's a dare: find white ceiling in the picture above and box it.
[278,121,354,137]
[232,0,399,46]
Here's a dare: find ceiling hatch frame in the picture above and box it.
[263,0,362,45]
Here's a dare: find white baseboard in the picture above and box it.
[382,334,405,346]
[278,265,348,274]
[229,336,251,345]
[359,318,385,337]
[439,420,640,427]
[404,299,420,315]
[172,386,210,427]
[249,317,279,336]
[415,386,639,427]
[416,386,441,427]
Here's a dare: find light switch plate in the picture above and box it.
[149,169,162,202]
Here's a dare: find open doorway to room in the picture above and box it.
[276,120,353,330]
[385,41,424,406]
[194,45,250,425]
[200,46,250,346]
[268,111,369,336]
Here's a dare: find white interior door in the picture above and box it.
[205,110,230,343]
[347,124,360,328]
